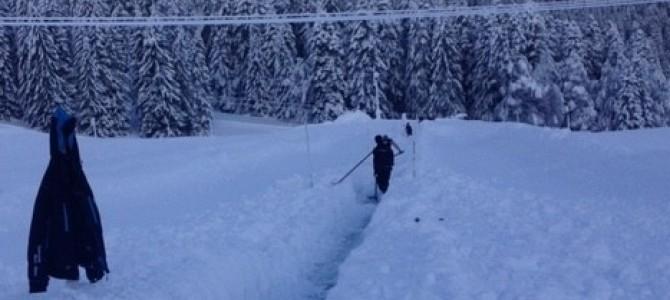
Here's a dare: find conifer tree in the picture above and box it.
[583,16,606,81]
[308,21,346,122]
[169,0,212,135]
[471,15,514,121]
[18,3,71,131]
[375,0,404,118]
[266,14,298,118]
[425,18,465,119]
[404,0,433,118]
[596,22,627,130]
[560,51,596,130]
[346,17,389,118]
[0,6,17,121]
[137,26,190,137]
[245,1,273,116]
[613,26,667,129]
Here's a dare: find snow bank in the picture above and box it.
[328,120,670,299]
[333,111,373,124]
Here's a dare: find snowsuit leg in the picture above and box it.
[375,167,392,193]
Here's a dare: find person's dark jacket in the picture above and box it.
[27,107,109,293]
[372,138,395,193]
[373,140,394,175]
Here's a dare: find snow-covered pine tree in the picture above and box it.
[595,22,627,130]
[582,16,605,82]
[162,0,212,135]
[70,0,131,137]
[127,0,148,127]
[639,4,670,77]
[471,14,514,121]
[557,21,596,130]
[531,46,564,126]
[659,10,670,78]
[206,0,252,113]
[626,24,670,127]
[276,58,310,121]
[137,26,191,137]
[493,57,547,126]
[245,0,274,116]
[559,50,596,130]
[288,0,317,60]
[321,0,343,13]
[272,0,291,13]
[346,4,390,119]
[523,13,564,127]
[425,18,465,119]
[611,63,646,130]
[307,20,346,123]
[266,12,298,118]
[174,27,212,135]
[470,11,544,125]
[404,0,433,119]
[206,10,235,112]
[133,0,153,16]
[508,12,529,57]
[72,0,96,134]
[622,26,667,128]
[543,16,566,63]
[493,19,540,125]
[376,0,404,118]
[72,0,102,135]
[0,2,17,121]
[460,15,481,117]
[229,0,253,112]
[18,2,71,131]
[500,12,549,124]
[560,20,587,65]
[107,0,134,134]
[524,13,546,71]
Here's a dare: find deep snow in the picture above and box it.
[329,120,670,300]
[1,116,669,299]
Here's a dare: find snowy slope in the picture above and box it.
[328,120,670,300]
[0,115,397,299]
[1,116,669,299]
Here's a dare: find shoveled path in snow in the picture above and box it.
[0,118,405,299]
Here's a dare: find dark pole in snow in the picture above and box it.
[331,150,374,185]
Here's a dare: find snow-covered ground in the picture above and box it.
[1,115,669,299]
[330,120,670,300]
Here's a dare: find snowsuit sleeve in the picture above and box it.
[70,153,109,282]
[75,189,110,282]
[27,173,53,293]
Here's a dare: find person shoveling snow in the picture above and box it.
[371,135,403,201]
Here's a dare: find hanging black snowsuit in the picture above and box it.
[27,107,109,293]
[373,138,395,193]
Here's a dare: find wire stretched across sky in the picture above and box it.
[0,0,668,27]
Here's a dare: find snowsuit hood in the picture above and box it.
[50,106,79,161]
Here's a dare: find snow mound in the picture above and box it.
[333,111,373,124]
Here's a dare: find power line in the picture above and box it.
[0,0,667,27]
